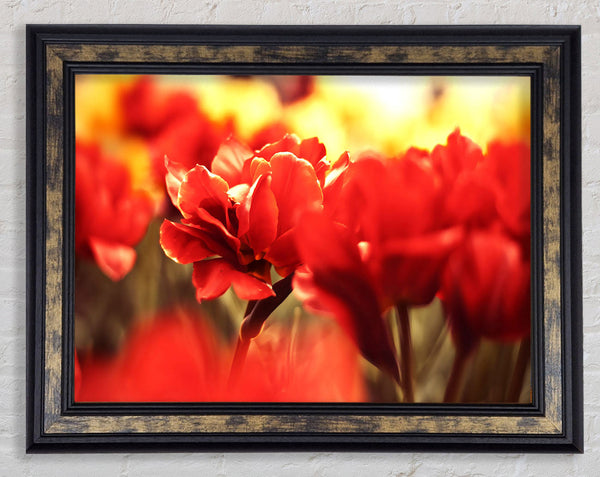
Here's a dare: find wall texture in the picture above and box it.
[1,0,597,475]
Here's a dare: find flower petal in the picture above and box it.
[256,134,301,161]
[378,226,464,306]
[160,220,214,264]
[323,151,350,219]
[237,173,278,254]
[294,211,399,383]
[211,137,253,187]
[192,259,235,302]
[248,157,272,183]
[164,155,190,206]
[441,231,530,349]
[269,152,323,236]
[192,259,274,302]
[431,129,484,185]
[257,134,327,171]
[88,237,137,281]
[264,228,299,277]
[182,208,241,263]
[229,269,275,301]
[298,136,327,169]
[178,165,229,220]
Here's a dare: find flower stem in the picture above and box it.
[444,350,468,403]
[227,300,257,387]
[228,336,250,387]
[396,304,414,402]
[227,273,295,388]
[507,336,531,402]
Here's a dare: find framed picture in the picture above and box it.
[26,25,582,452]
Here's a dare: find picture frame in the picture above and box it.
[26,25,582,452]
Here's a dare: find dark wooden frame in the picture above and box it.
[26,25,582,453]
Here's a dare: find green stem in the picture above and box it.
[396,304,414,403]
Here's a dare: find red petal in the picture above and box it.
[294,211,399,383]
[164,155,190,206]
[178,165,229,220]
[160,220,214,264]
[248,157,272,182]
[88,237,137,281]
[431,129,484,185]
[237,173,278,254]
[229,270,275,301]
[445,172,497,229]
[182,209,241,263]
[293,265,332,315]
[192,259,273,302]
[298,136,327,169]
[441,231,530,350]
[323,152,350,219]
[228,183,250,204]
[256,134,301,161]
[256,134,327,171]
[378,227,464,306]
[484,141,531,241]
[192,259,234,301]
[264,228,299,276]
[151,110,224,177]
[346,157,441,243]
[269,152,323,236]
[211,137,253,187]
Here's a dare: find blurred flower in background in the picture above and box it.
[75,141,154,281]
[74,73,531,403]
[75,309,366,402]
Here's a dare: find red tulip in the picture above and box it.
[293,149,463,382]
[160,134,327,302]
[119,76,227,185]
[223,321,367,402]
[429,130,530,242]
[431,129,484,186]
[440,230,530,353]
[75,309,366,402]
[337,154,463,308]
[293,211,400,383]
[481,140,531,248]
[75,142,154,281]
[120,76,198,136]
[429,129,498,230]
[76,311,227,402]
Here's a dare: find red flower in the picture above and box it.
[75,142,154,281]
[119,76,227,185]
[160,134,326,302]
[75,310,227,402]
[224,321,367,402]
[430,130,530,243]
[75,309,366,402]
[481,140,531,248]
[430,129,497,230]
[120,76,198,137]
[334,153,463,308]
[293,152,463,381]
[293,211,400,383]
[440,230,530,353]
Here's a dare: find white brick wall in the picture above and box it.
[1,1,597,475]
